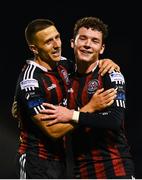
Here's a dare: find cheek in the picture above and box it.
[39,48,51,58]
[76,40,84,47]
[43,46,52,54]
[58,40,62,46]
[74,44,82,53]
[74,38,82,46]
[92,46,102,53]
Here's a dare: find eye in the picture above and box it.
[55,34,60,40]
[46,38,53,45]
[92,38,100,44]
[79,36,86,40]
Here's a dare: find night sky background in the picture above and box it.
[0,1,141,178]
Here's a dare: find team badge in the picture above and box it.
[88,79,99,94]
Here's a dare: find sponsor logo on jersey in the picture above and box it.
[25,92,37,100]
[20,79,39,90]
[47,84,57,91]
[60,98,67,106]
[109,71,125,83]
[68,88,74,93]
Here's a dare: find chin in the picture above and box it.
[55,58,61,61]
[77,54,91,62]
[52,56,61,61]
[78,58,90,62]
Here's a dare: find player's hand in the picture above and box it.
[80,88,117,113]
[40,103,73,125]
[99,59,120,76]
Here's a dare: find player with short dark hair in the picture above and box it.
[40,17,135,179]
[13,18,120,178]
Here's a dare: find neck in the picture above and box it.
[76,60,99,74]
[34,56,57,70]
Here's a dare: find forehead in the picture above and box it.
[35,25,59,40]
[77,27,102,38]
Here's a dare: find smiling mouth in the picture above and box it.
[80,50,92,54]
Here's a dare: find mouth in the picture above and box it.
[52,49,61,57]
[79,50,93,57]
[80,49,92,54]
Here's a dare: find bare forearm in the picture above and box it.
[41,121,75,139]
[33,114,75,139]
[80,103,95,113]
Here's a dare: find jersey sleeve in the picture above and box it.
[78,71,126,130]
[15,71,47,117]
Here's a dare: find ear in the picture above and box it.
[29,45,38,55]
[70,39,74,48]
[100,44,105,55]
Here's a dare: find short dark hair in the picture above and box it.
[73,16,108,43]
[25,19,55,45]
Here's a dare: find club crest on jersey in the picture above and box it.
[88,79,99,94]
[61,69,70,85]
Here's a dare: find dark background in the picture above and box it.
[0,1,141,178]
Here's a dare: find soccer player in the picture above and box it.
[12,18,119,178]
[40,17,135,179]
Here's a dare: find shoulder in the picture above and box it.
[102,70,125,89]
[18,60,46,90]
[59,56,75,73]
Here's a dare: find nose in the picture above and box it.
[53,39,60,48]
[84,39,91,48]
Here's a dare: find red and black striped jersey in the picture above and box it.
[67,64,134,178]
[15,58,73,161]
